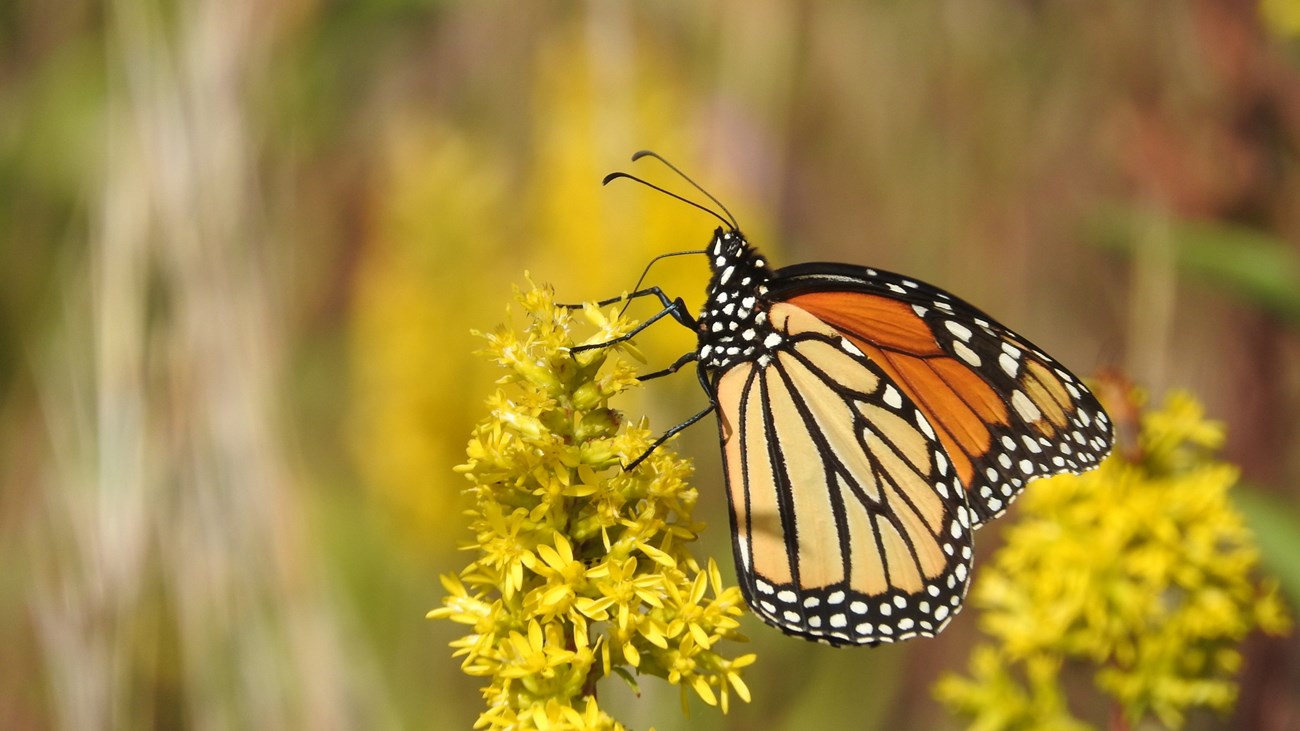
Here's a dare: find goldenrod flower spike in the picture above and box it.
[936,388,1290,730]
[430,282,753,729]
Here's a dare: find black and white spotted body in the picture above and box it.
[696,229,779,371]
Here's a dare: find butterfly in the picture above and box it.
[582,152,1114,646]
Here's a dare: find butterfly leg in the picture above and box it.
[625,403,716,470]
[637,351,699,382]
[568,291,696,354]
[557,286,679,311]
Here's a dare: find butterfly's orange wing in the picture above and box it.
[778,273,1112,526]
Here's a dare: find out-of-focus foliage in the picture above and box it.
[1232,488,1300,610]
[936,389,1291,730]
[349,124,510,550]
[430,286,753,729]
[345,24,759,556]
[1092,209,1300,325]
[1262,0,1300,38]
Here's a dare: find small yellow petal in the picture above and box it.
[691,676,717,706]
[728,672,752,703]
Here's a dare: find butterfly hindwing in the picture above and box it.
[714,302,973,646]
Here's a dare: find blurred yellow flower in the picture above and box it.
[1262,0,1300,38]
[347,24,762,557]
[429,284,754,729]
[936,389,1290,730]
[348,125,511,551]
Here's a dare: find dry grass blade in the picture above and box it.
[26,1,377,728]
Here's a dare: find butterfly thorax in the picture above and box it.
[697,229,779,371]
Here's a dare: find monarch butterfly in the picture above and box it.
[580,152,1114,646]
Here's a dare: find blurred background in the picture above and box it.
[3,0,1300,728]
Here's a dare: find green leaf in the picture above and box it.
[611,665,641,696]
[1090,207,1300,323]
[1233,486,1300,609]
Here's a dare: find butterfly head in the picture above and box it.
[707,228,771,280]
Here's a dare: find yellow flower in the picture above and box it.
[430,284,753,728]
[936,388,1290,730]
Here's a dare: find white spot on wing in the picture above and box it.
[1011,390,1042,423]
[953,340,981,367]
[915,411,937,439]
[999,353,1019,377]
[945,321,973,341]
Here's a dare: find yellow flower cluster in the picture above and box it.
[430,283,755,730]
[936,389,1290,730]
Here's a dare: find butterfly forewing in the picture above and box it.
[714,302,973,646]
[773,265,1113,526]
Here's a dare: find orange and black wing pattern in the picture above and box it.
[713,302,974,646]
[771,262,1114,527]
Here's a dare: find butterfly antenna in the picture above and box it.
[617,249,707,316]
[602,172,733,229]
[631,150,739,230]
